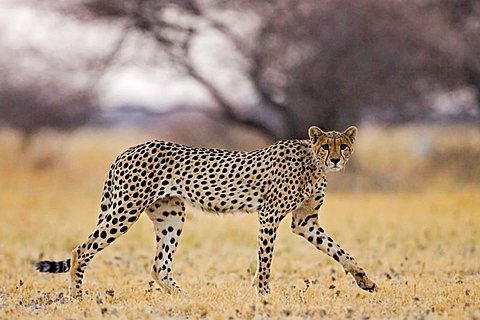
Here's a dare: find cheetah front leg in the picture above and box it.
[291,200,377,293]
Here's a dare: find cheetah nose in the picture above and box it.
[331,158,340,165]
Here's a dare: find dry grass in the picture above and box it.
[0,127,479,319]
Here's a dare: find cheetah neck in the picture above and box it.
[296,140,325,193]
[304,140,326,176]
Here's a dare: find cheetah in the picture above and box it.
[36,126,377,298]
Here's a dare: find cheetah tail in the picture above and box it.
[35,258,71,273]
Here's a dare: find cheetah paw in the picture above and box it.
[351,271,377,293]
[157,281,181,294]
[256,286,271,296]
[252,278,271,296]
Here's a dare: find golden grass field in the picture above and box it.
[0,126,479,319]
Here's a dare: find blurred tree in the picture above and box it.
[0,81,97,151]
[0,12,126,151]
[422,0,480,110]
[258,0,466,129]
[44,0,477,139]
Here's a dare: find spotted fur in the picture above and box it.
[36,126,376,298]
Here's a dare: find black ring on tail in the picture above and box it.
[35,259,71,273]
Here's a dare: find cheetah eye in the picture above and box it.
[321,144,329,150]
[340,144,348,150]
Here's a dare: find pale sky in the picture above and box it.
[0,2,257,110]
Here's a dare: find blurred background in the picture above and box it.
[1,0,479,191]
[1,3,479,318]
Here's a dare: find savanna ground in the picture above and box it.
[0,125,479,319]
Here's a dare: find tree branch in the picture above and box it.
[120,105,281,140]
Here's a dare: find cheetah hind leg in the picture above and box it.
[68,206,143,299]
[146,197,186,293]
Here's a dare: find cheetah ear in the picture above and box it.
[343,126,358,142]
[308,126,325,144]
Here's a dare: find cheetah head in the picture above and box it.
[308,126,357,172]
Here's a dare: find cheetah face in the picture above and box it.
[308,126,357,172]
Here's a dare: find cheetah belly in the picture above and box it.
[169,181,265,215]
